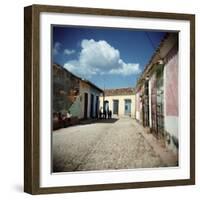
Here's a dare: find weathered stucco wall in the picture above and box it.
[53,64,80,114]
[68,95,82,118]
[53,64,102,119]
[135,33,179,153]
[164,47,179,153]
[165,53,178,116]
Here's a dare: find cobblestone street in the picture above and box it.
[53,118,178,172]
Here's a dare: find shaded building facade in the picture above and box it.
[53,64,103,120]
[135,33,179,153]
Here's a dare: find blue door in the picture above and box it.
[124,99,131,115]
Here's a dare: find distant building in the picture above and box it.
[53,64,103,119]
[135,33,178,153]
[99,88,135,118]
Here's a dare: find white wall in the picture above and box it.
[165,116,179,138]
[135,92,141,121]
[0,0,200,200]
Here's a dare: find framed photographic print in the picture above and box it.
[24,4,195,194]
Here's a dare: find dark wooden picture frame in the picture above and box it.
[24,4,195,194]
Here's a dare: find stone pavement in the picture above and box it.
[52,118,178,172]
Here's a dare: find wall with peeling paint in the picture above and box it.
[53,64,103,119]
[164,46,179,153]
[53,64,80,114]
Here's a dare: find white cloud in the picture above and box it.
[53,42,62,55]
[64,39,141,78]
[63,49,75,55]
[109,61,140,76]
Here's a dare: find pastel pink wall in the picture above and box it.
[165,53,178,116]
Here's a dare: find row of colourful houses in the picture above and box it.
[53,64,135,121]
[135,32,179,153]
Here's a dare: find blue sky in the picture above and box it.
[52,26,167,89]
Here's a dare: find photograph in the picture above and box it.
[52,26,179,173]
[24,5,195,194]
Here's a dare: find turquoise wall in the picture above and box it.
[69,96,81,117]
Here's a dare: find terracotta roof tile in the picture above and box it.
[104,88,135,96]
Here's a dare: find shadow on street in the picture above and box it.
[79,118,119,125]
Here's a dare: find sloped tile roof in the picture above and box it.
[104,88,135,96]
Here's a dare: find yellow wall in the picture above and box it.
[100,95,135,118]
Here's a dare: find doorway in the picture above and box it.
[84,93,88,119]
[95,96,99,118]
[113,100,119,115]
[142,81,149,127]
[124,99,131,116]
[90,94,94,118]
[156,64,164,137]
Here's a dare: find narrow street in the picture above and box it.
[53,118,178,172]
